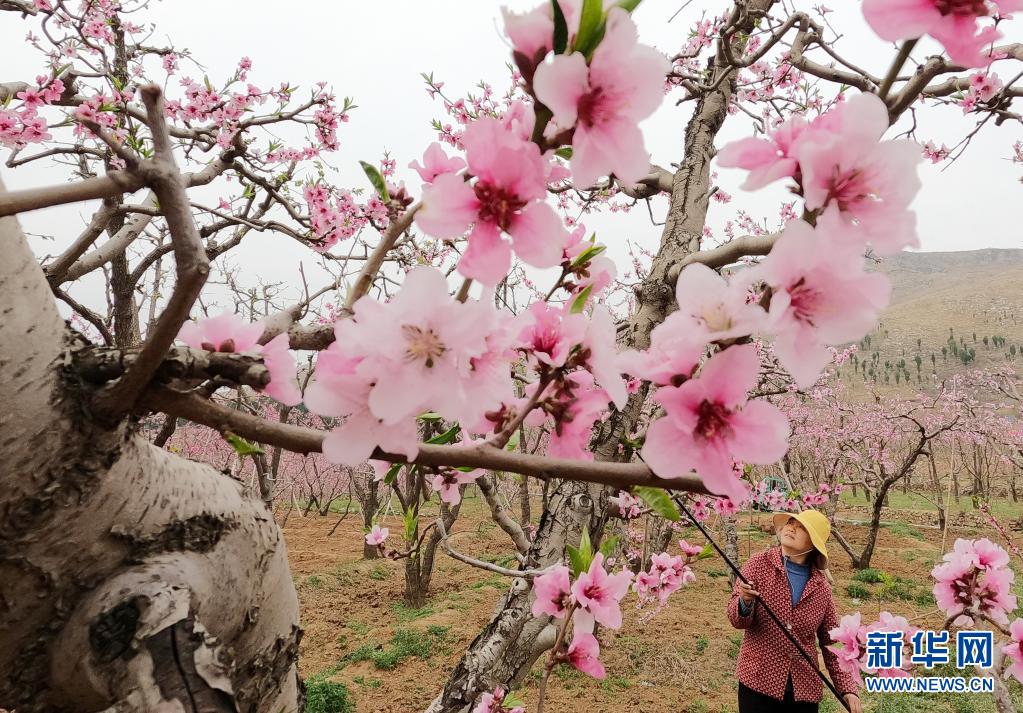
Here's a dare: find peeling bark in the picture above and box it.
[0,191,301,713]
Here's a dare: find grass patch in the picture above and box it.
[346,620,370,636]
[846,582,872,599]
[727,634,742,660]
[707,568,728,578]
[352,675,382,689]
[392,602,435,622]
[304,679,354,713]
[695,635,709,655]
[367,564,389,581]
[600,674,631,693]
[883,521,926,540]
[344,627,450,671]
[852,568,886,584]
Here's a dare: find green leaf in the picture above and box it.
[634,486,680,521]
[383,463,403,486]
[567,528,595,576]
[599,535,620,559]
[504,692,526,709]
[225,433,264,456]
[697,542,715,561]
[359,160,391,203]
[426,424,461,445]
[569,243,606,269]
[554,146,573,160]
[569,284,593,313]
[617,0,643,11]
[551,0,568,54]
[417,411,444,422]
[572,0,606,58]
[505,428,521,452]
[403,507,418,541]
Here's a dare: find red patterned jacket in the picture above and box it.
[727,547,858,702]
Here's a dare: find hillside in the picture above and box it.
[832,248,1023,394]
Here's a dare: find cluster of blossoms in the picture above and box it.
[303,267,519,465]
[303,184,379,251]
[176,313,301,406]
[528,536,703,684]
[633,540,701,607]
[828,611,919,686]
[0,77,62,148]
[531,551,634,679]
[617,91,921,501]
[960,71,1004,113]
[932,537,1018,627]
[414,1,667,284]
[829,539,1023,688]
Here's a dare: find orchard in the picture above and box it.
[1,1,1022,712]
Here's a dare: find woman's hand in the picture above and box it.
[738,580,760,605]
[843,693,861,713]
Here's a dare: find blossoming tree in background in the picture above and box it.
[1,0,1022,711]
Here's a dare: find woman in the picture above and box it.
[727,509,862,713]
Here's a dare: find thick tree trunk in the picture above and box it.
[0,195,301,712]
[426,5,775,709]
[362,477,381,560]
[854,479,892,570]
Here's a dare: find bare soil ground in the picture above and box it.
[284,498,1023,713]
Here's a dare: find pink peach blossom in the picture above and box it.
[717,116,807,190]
[531,565,573,619]
[617,312,705,387]
[178,312,263,353]
[1003,618,1023,684]
[408,142,466,183]
[674,263,766,343]
[754,219,891,388]
[566,631,606,679]
[432,469,482,505]
[863,0,1023,68]
[260,333,302,406]
[365,525,389,546]
[416,117,566,284]
[533,8,669,187]
[641,345,789,501]
[571,552,633,630]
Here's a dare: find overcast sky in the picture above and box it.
[2,0,1021,315]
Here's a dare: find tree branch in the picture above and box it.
[142,387,714,496]
[345,203,420,309]
[666,232,779,285]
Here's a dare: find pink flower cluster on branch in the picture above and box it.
[932,537,1018,626]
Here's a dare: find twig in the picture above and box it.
[879,39,918,101]
[93,85,209,419]
[345,203,419,309]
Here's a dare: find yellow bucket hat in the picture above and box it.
[772,509,830,566]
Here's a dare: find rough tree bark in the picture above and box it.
[0,186,302,712]
[426,4,776,709]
